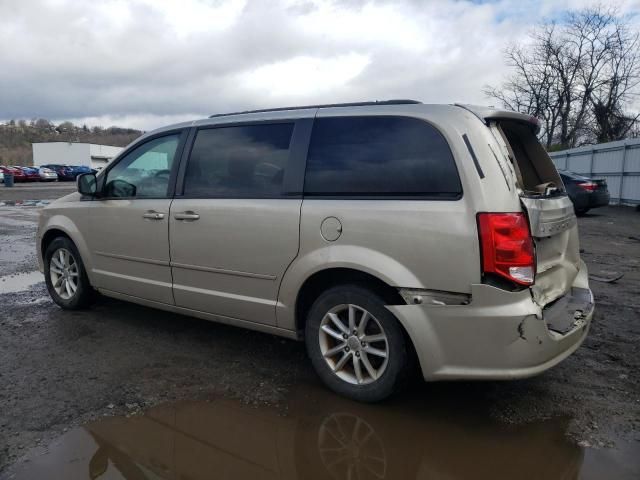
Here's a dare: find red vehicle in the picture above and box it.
[0,166,27,182]
[13,166,40,182]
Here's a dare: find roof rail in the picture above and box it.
[208,99,422,118]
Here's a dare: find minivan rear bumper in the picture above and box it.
[387,265,593,381]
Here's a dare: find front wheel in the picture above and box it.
[305,284,409,402]
[44,237,94,309]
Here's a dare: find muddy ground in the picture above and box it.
[0,185,638,478]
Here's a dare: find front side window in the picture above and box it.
[104,134,180,198]
[184,123,294,198]
[304,116,462,197]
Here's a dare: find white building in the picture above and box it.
[32,142,123,169]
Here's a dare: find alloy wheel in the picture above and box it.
[49,248,79,300]
[318,304,389,385]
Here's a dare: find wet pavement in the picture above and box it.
[0,182,75,203]
[0,271,43,294]
[3,383,640,480]
[0,204,40,277]
[0,191,639,478]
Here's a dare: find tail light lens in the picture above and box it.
[577,182,597,192]
[477,213,535,286]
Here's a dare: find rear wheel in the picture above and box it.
[44,237,94,309]
[305,284,408,402]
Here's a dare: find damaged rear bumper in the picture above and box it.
[387,262,593,381]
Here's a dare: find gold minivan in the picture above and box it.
[37,101,594,401]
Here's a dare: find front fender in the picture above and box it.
[38,214,94,285]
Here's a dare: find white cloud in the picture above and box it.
[240,54,370,98]
[1,0,639,129]
[137,0,247,36]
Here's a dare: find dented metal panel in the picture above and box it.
[543,287,594,334]
[521,195,581,307]
[521,195,576,237]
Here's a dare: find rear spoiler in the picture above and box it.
[455,104,541,134]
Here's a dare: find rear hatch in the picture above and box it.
[489,120,581,308]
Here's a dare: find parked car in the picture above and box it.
[69,165,93,177]
[558,170,610,216]
[37,101,594,402]
[0,170,3,184]
[40,164,76,181]
[0,165,27,182]
[14,166,40,182]
[38,166,59,182]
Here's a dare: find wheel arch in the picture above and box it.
[294,267,405,334]
[40,228,72,258]
[277,245,425,330]
[39,217,95,285]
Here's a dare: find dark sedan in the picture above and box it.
[69,165,93,177]
[559,170,610,216]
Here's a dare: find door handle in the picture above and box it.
[142,211,165,220]
[174,211,200,221]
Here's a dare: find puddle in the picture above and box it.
[0,200,50,207]
[5,385,639,479]
[0,271,44,294]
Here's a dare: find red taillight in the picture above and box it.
[577,182,597,192]
[477,213,535,286]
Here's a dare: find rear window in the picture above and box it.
[559,170,590,181]
[499,122,563,195]
[304,116,461,197]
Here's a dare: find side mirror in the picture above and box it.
[77,173,97,196]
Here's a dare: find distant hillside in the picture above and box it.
[0,119,143,166]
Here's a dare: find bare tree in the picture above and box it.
[34,118,52,130]
[589,20,640,142]
[56,121,75,133]
[485,5,640,149]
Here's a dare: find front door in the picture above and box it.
[86,132,185,304]
[169,122,302,325]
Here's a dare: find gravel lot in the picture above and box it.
[0,184,639,477]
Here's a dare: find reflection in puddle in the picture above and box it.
[0,200,50,207]
[0,271,43,294]
[6,384,639,480]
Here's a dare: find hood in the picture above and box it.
[48,192,82,205]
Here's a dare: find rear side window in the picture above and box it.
[304,116,461,197]
[184,123,294,198]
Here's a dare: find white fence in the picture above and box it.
[548,138,640,205]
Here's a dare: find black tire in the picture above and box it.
[575,208,590,216]
[44,236,94,309]
[305,284,409,402]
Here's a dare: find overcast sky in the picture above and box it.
[1,0,639,130]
